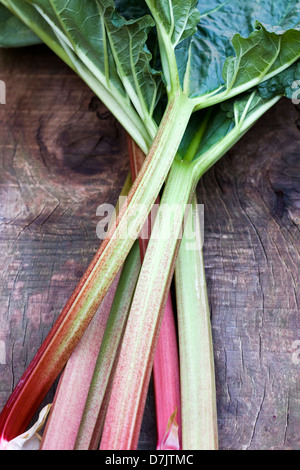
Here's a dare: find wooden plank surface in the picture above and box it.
[0,45,299,450]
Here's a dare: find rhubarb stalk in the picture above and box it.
[40,174,133,450]
[74,241,141,450]
[100,159,196,450]
[40,272,121,450]
[175,195,218,450]
[127,137,181,450]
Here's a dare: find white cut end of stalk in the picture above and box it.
[1,404,52,450]
[157,408,180,450]
[0,438,8,450]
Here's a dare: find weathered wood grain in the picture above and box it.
[0,45,299,450]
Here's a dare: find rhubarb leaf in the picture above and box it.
[145,0,200,46]
[143,0,200,92]
[94,0,162,129]
[177,0,300,105]
[0,3,41,47]
[178,108,234,162]
[114,0,150,20]
[27,0,161,134]
[201,92,280,160]
[1,0,154,152]
[0,0,80,66]
[116,0,300,107]
[258,59,300,99]
[114,0,161,72]
[26,0,128,98]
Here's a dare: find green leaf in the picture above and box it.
[27,0,161,134]
[94,0,161,129]
[193,91,281,182]
[114,0,161,71]
[178,0,300,105]
[178,107,234,162]
[108,0,300,113]
[221,91,263,123]
[0,3,41,47]
[223,22,300,93]
[145,0,200,46]
[1,0,153,152]
[144,0,200,92]
[114,0,150,20]
[0,0,76,60]
[258,59,300,99]
[27,0,127,96]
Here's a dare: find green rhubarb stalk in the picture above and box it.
[74,241,141,450]
[175,195,218,450]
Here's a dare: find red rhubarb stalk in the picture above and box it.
[127,138,181,450]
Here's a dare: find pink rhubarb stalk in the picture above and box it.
[40,174,132,450]
[74,241,141,450]
[40,272,121,450]
[127,138,181,450]
[100,158,195,450]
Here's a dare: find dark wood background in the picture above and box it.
[0,45,299,450]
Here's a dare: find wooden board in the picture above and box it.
[0,45,299,450]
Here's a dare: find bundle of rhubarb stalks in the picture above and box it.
[0,0,299,451]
